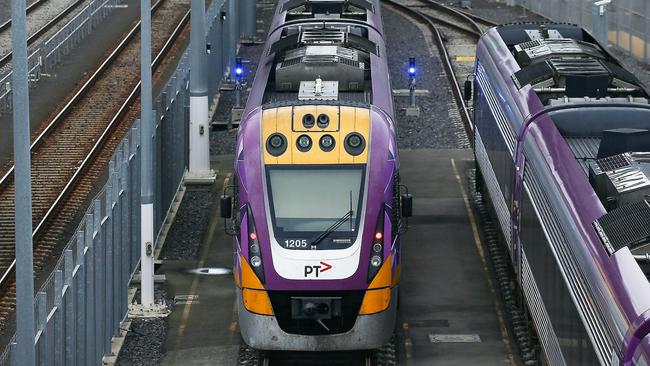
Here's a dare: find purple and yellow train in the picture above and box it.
[471,23,650,364]
[220,0,410,351]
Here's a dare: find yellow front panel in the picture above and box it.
[275,107,294,165]
[353,108,370,164]
[262,105,370,165]
[292,105,340,132]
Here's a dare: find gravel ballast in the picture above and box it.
[160,189,214,261]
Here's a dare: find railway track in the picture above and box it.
[0,0,190,329]
[382,0,497,144]
[0,0,89,69]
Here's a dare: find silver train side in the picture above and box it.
[472,23,650,365]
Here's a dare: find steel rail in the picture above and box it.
[0,0,189,289]
[0,0,49,33]
[0,0,88,69]
[382,0,475,144]
[0,0,164,191]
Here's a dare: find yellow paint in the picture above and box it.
[262,105,370,165]
[456,55,476,62]
[368,254,392,289]
[359,287,391,315]
[240,255,264,290]
[631,35,645,59]
[617,31,630,52]
[242,289,274,315]
[352,107,370,164]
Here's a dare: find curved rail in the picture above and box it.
[0,0,87,69]
[0,0,189,289]
[382,0,475,143]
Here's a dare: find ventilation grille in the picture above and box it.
[596,154,631,172]
[300,29,345,44]
[595,200,650,254]
[549,58,608,76]
[280,57,303,68]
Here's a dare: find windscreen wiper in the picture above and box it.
[309,210,353,247]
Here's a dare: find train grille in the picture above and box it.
[595,200,650,254]
[596,153,631,172]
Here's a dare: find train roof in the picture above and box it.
[260,0,384,107]
[495,23,650,106]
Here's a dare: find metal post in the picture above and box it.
[11,0,36,361]
[592,0,611,46]
[188,0,213,181]
[228,0,237,73]
[140,0,155,306]
[241,0,256,40]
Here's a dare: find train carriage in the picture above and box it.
[220,0,410,351]
[471,23,650,365]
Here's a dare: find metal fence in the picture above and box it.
[515,0,650,64]
[0,0,124,115]
[0,0,245,363]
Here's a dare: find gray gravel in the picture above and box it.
[116,286,171,366]
[383,6,469,149]
[160,188,214,261]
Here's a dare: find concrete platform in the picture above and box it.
[395,149,518,365]
[157,149,519,365]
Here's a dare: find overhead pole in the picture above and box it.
[187,0,214,182]
[11,0,36,362]
[140,0,154,306]
[241,0,256,41]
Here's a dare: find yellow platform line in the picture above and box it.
[177,172,232,337]
[450,158,516,366]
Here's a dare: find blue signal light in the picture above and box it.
[408,57,416,76]
[235,57,243,78]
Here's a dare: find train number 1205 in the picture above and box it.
[285,239,308,248]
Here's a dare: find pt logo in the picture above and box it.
[304,262,332,278]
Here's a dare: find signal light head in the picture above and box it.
[408,57,416,76]
[235,57,243,78]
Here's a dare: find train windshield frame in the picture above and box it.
[265,165,366,249]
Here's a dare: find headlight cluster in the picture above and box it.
[246,206,264,283]
[367,209,385,283]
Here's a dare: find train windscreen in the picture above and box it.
[266,166,365,238]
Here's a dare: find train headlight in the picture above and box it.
[373,243,382,252]
[317,114,330,128]
[296,134,312,151]
[319,134,335,152]
[302,114,315,128]
[266,133,287,157]
[370,256,382,267]
[344,133,366,156]
[250,256,262,267]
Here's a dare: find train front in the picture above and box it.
[223,100,405,351]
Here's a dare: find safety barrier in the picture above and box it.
[0,0,246,363]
